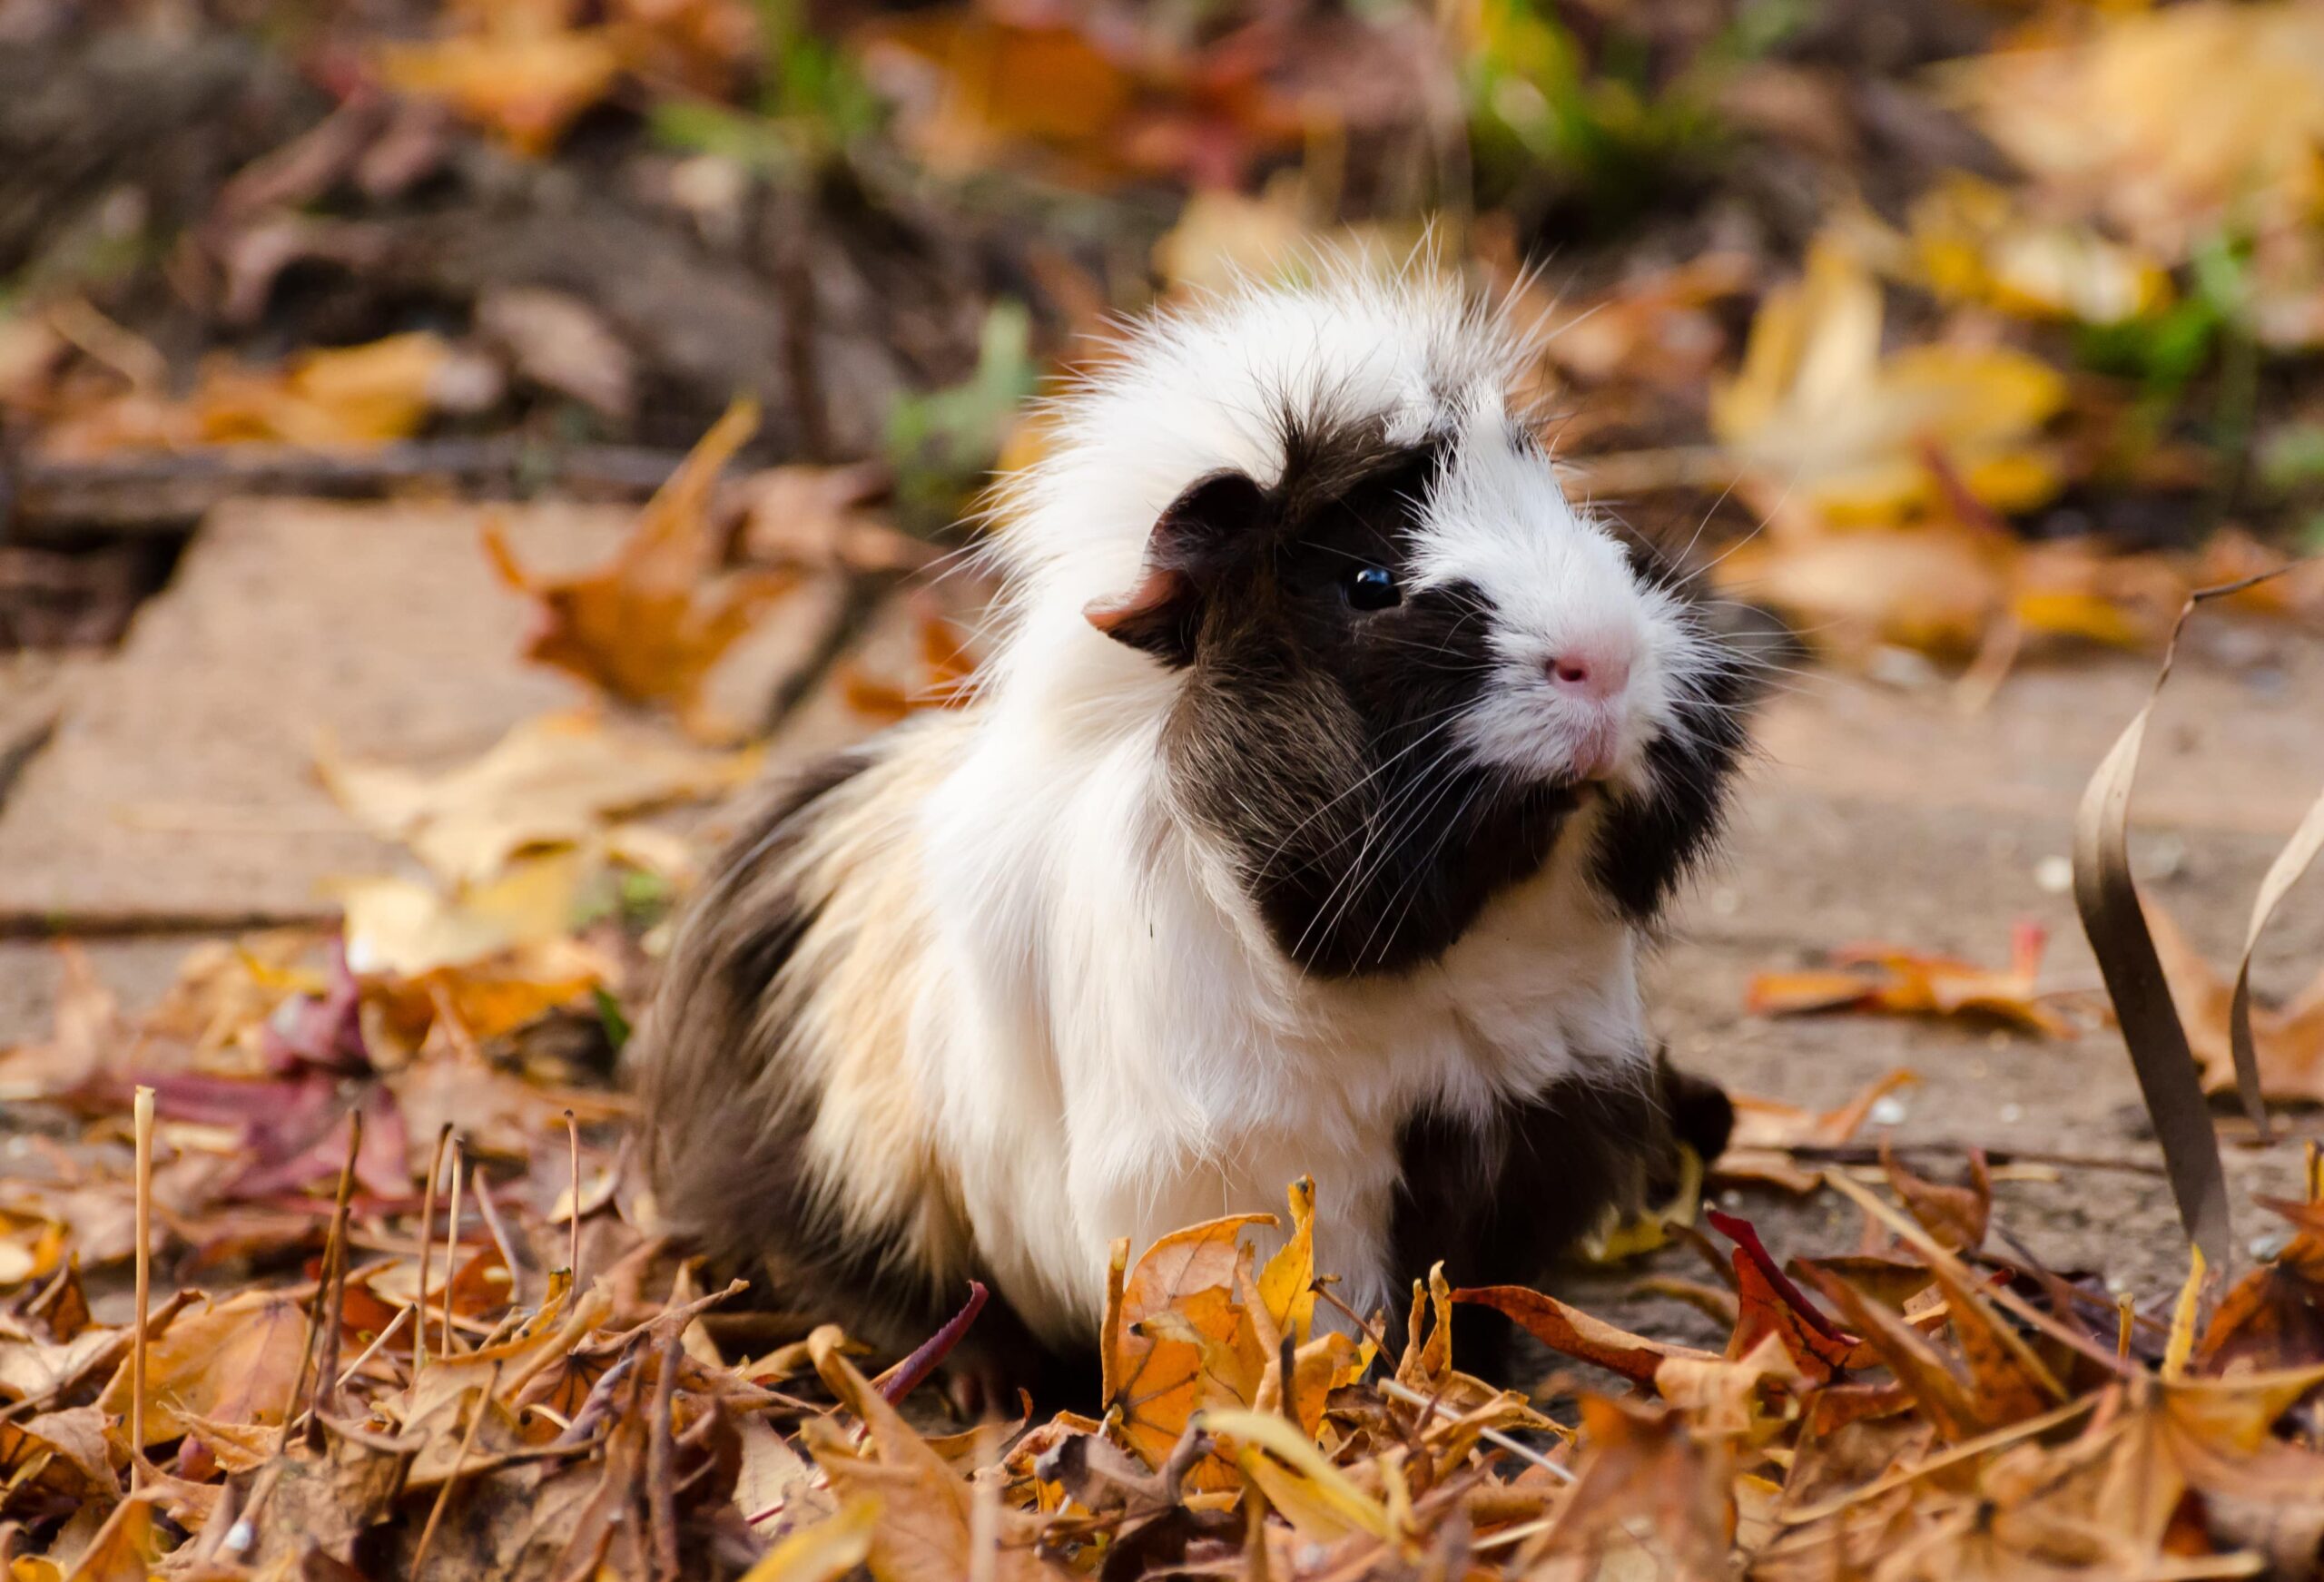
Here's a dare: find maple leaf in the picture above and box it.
[1098,1213,1273,1484]
[1711,237,2068,521]
[98,1290,309,1450]
[2195,1196,2324,1375]
[487,401,802,729]
[1747,922,2074,1038]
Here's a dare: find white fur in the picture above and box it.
[907,270,1709,1343]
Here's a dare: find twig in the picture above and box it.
[647,1328,683,1582]
[1375,1378,1575,1486]
[1782,1142,2168,1179]
[409,1360,503,1576]
[441,1139,467,1358]
[565,1110,582,1286]
[131,1086,154,1491]
[305,1107,364,1448]
[1313,1282,1392,1359]
[337,1304,414,1391]
[470,1170,521,1294]
[416,1124,452,1374]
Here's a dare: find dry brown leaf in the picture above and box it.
[1718,1068,1917,1193]
[804,1328,1047,1582]
[734,465,930,576]
[2195,1197,2324,1375]
[487,400,800,726]
[379,22,625,157]
[1882,1145,1994,1254]
[55,1495,162,1582]
[1453,1284,1717,1385]
[35,334,472,461]
[0,946,123,1104]
[98,1290,306,1449]
[1747,923,2073,1037]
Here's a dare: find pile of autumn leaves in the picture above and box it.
[7,1037,2324,1581]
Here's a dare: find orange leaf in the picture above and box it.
[1452,1285,1717,1385]
[487,400,800,725]
[1099,1213,1274,1476]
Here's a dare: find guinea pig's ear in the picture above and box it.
[1083,470,1267,666]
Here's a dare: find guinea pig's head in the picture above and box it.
[1083,405,1753,978]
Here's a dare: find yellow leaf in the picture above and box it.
[1947,3,2324,260]
[1200,1408,1394,1545]
[1100,1213,1275,1473]
[330,852,597,977]
[2164,1244,2207,1380]
[737,1498,880,1582]
[1711,237,2066,520]
[1909,173,2172,324]
[1255,1176,1316,1347]
[317,710,751,889]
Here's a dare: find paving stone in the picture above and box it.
[0,499,638,928]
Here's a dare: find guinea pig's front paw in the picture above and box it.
[1652,1049,1736,1194]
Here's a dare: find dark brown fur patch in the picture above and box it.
[1387,1051,1733,1381]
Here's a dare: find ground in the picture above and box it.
[5,498,2318,1354]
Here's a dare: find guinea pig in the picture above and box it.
[635,268,1755,1400]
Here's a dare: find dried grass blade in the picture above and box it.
[2230,781,2324,1125]
[2071,587,2252,1269]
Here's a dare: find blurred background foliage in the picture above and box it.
[4,0,2323,662]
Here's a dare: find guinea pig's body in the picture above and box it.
[639,272,1753,1394]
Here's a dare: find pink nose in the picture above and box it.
[1547,646,1632,702]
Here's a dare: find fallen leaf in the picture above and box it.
[317,709,755,889]
[1747,922,2073,1037]
[98,1290,308,1448]
[736,1498,879,1582]
[1882,1144,1994,1254]
[1947,3,2324,260]
[380,21,625,157]
[1909,172,2172,325]
[1718,1068,1919,1193]
[330,855,599,978]
[2195,1197,2324,1374]
[487,401,800,727]
[0,947,127,1104]
[1710,236,2068,521]
[803,1328,1047,1582]
[36,334,474,460]
[55,1495,162,1582]
[476,287,636,420]
[1452,1285,1716,1385]
[734,466,930,576]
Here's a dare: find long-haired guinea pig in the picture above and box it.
[635,270,1756,1401]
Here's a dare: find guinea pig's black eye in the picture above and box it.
[1343,565,1401,612]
